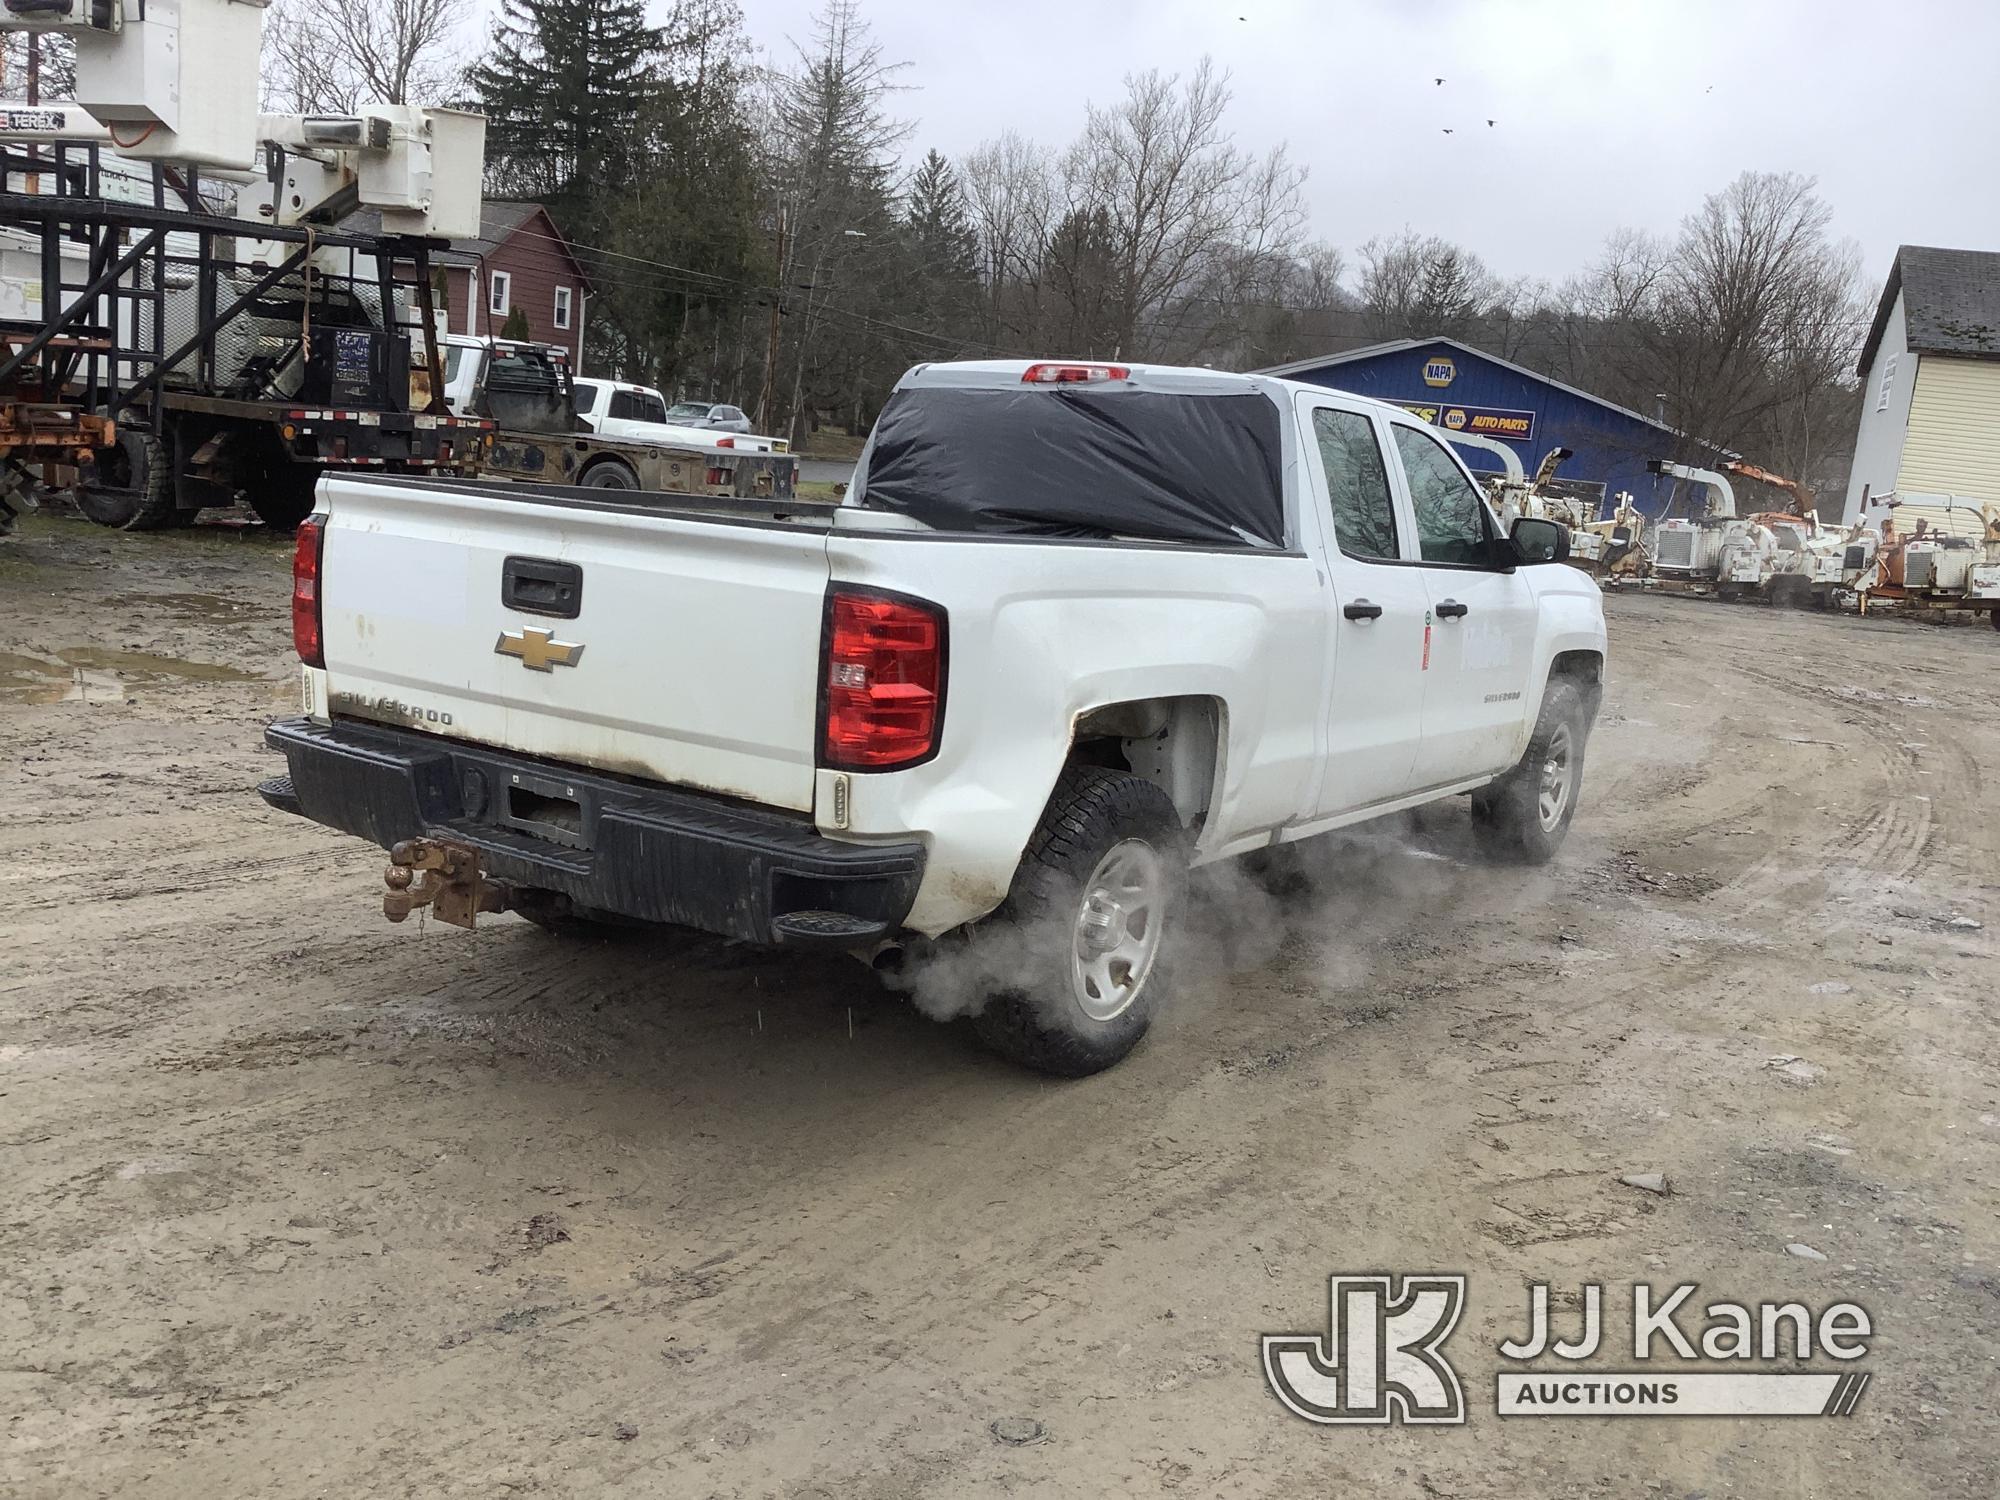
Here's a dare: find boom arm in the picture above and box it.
[1647,458,1737,520]
[1721,459,1815,519]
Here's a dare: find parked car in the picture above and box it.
[262,360,1606,1076]
[573,378,784,452]
[664,401,754,433]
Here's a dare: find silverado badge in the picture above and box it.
[495,627,584,672]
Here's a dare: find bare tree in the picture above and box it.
[1571,172,1865,502]
[264,0,467,114]
[1356,230,1506,341]
[962,130,1056,347]
[0,31,76,102]
[1058,59,1306,360]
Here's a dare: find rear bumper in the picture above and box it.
[260,716,924,946]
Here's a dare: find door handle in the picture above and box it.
[1343,600,1383,621]
[1436,600,1469,619]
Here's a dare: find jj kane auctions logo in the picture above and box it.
[1265,1276,1873,1424]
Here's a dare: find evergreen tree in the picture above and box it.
[467,0,664,241]
[599,0,764,393]
[901,149,981,342]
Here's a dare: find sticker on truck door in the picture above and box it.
[1422,609,1432,671]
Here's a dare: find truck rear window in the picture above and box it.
[858,387,1286,548]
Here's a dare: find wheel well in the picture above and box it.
[1548,650,1604,719]
[580,455,639,485]
[1066,696,1222,834]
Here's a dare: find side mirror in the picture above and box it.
[1510,516,1569,564]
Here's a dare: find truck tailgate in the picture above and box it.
[315,478,832,812]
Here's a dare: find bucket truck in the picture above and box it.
[0,0,495,532]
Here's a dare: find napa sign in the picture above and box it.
[1398,400,1538,444]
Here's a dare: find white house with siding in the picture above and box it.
[1844,245,2000,535]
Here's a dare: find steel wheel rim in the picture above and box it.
[1538,722,1575,830]
[1069,839,1167,1023]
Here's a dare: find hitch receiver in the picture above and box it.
[383,837,512,930]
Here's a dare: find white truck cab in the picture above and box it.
[263,360,1607,1076]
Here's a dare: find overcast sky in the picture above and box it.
[642,0,1997,297]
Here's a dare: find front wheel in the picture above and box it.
[968,766,1187,1077]
[1471,679,1590,864]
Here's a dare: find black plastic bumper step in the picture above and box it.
[770,909,891,946]
[257,774,302,815]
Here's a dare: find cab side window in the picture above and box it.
[1393,424,1493,566]
[1312,407,1400,562]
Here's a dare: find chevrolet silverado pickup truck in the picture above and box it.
[261,359,1607,1075]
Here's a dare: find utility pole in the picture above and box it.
[755,208,786,433]
[25,35,40,195]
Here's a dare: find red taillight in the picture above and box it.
[292,515,325,668]
[1021,362,1130,384]
[821,589,945,770]
[715,436,736,448]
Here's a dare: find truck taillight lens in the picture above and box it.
[821,589,945,770]
[292,515,325,668]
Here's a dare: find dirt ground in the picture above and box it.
[3,511,1997,1499]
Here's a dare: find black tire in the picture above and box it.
[581,460,639,490]
[1990,607,1999,633]
[246,463,320,530]
[1470,679,1590,865]
[76,426,182,530]
[968,765,1187,1077]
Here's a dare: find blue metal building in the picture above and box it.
[1260,337,1688,519]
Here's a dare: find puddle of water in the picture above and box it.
[112,591,258,624]
[0,646,265,704]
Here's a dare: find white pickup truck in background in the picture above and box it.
[571,377,787,454]
[262,360,1607,1075]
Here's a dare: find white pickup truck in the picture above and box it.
[571,377,787,454]
[262,360,1607,1075]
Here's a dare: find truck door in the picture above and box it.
[1299,400,1431,816]
[1385,420,1540,789]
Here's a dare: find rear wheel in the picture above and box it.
[968,766,1187,1077]
[581,459,639,490]
[245,462,320,529]
[76,425,183,530]
[1471,679,1590,864]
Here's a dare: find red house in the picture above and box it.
[427,202,593,368]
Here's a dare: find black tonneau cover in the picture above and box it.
[858,386,1286,548]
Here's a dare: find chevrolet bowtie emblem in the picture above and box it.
[495,627,584,672]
